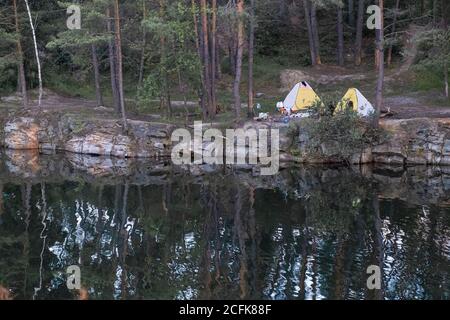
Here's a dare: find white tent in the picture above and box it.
[280,81,322,114]
[336,88,375,117]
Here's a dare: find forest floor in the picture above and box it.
[277,64,450,119]
[1,61,449,121]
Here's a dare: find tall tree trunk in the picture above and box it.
[13,0,27,107]
[311,2,321,65]
[215,40,221,80]
[0,184,3,218]
[348,0,355,28]
[278,0,288,18]
[304,0,317,66]
[211,0,217,117]
[91,44,103,107]
[432,0,438,26]
[248,0,255,118]
[200,0,213,118]
[229,42,237,76]
[159,0,172,118]
[17,66,21,92]
[387,0,400,67]
[372,195,384,300]
[24,0,42,109]
[233,0,245,120]
[444,62,449,98]
[354,0,364,65]
[337,4,345,66]
[442,0,449,28]
[175,60,189,122]
[113,0,128,132]
[106,8,120,113]
[374,0,384,128]
[191,0,207,119]
[138,0,147,88]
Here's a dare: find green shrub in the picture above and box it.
[301,103,384,162]
[413,69,444,91]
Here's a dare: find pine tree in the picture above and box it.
[47,1,111,108]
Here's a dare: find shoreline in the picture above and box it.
[1,111,449,166]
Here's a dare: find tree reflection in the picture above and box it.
[0,164,448,300]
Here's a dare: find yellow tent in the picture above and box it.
[282,81,322,113]
[336,88,375,117]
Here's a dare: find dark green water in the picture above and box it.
[0,151,449,300]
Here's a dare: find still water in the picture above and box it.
[0,150,449,300]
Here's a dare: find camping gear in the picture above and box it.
[254,112,270,122]
[380,107,395,118]
[276,102,288,115]
[278,81,322,115]
[336,88,375,117]
[258,112,269,120]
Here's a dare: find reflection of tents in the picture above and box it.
[336,88,375,117]
[282,81,322,113]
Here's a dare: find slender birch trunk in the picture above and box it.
[24,0,42,108]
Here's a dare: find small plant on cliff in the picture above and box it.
[301,99,385,162]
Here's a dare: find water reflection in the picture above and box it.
[0,151,449,300]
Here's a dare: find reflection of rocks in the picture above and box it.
[66,153,133,177]
[0,151,172,185]
[0,151,448,208]
[4,149,40,178]
[373,166,450,207]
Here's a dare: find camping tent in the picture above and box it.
[336,88,375,117]
[281,81,322,114]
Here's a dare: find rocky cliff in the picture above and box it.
[1,112,175,158]
[1,112,449,166]
[294,118,450,165]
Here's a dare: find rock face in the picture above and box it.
[1,112,449,166]
[0,113,175,158]
[293,117,450,165]
[65,133,134,158]
[4,117,40,150]
[372,118,450,165]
